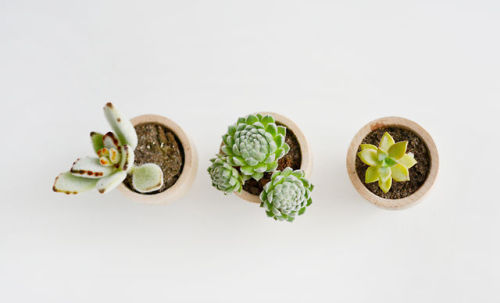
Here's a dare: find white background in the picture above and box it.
[1,0,499,302]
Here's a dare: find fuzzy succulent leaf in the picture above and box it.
[53,172,98,194]
[132,164,164,193]
[70,157,114,179]
[103,102,138,149]
[221,114,289,181]
[208,155,243,194]
[259,168,313,222]
[358,132,417,193]
[119,145,134,172]
[96,171,128,194]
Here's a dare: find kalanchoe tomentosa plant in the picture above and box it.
[208,113,313,222]
[53,103,164,195]
[260,168,313,222]
[358,132,417,193]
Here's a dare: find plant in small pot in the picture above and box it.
[53,103,197,204]
[208,113,313,222]
[346,117,439,209]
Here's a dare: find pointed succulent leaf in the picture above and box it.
[90,132,104,154]
[388,141,408,160]
[365,166,379,183]
[378,177,392,193]
[208,155,244,194]
[96,171,127,194]
[103,103,138,149]
[358,149,378,166]
[132,164,164,193]
[379,132,395,152]
[399,153,417,168]
[360,144,377,151]
[378,166,391,181]
[70,157,114,178]
[391,164,410,182]
[53,172,98,194]
[102,132,120,149]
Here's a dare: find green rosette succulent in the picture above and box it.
[259,168,313,222]
[357,132,418,193]
[221,114,289,181]
[207,155,244,194]
[53,103,164,195]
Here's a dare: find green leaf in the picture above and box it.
[399,153,417,168]
[360,144,377,151]
[132,163,164,193]
[53,172,98,194]
[391,164,410,182]
[379,132,395,152]
[378,177,392,193]
[378,166,391,181]
[388,141,408,160]
[96,171,127,194]
[365,166,379,183]
[103,103,138,149]
[384,157,397,167]
[265,123,277,136]
[246,114,258,124]
[90,132,104,154]
[262,115,274,126]
[358,149,378,166]
[277,126,286,136]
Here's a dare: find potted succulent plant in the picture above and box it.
[208,113,313,222]
[346,117,439,209]
[53,103,197,204]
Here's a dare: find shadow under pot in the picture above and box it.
[346,116,438,209]
[118,114,198,204]
[233,112,313,203]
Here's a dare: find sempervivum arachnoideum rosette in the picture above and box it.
[260,168,313,222]
[53,103,164,195]
[207,155,244,194]
[208,113,314,222]
[221,114,289,181]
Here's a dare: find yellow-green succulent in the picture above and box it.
[357,132,417,193]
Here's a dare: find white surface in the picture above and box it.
[1,0,499,302]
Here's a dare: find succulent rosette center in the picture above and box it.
[222,114,290,181]
[260,168,313,222]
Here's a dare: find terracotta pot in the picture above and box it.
[346,116,439,209]
[118,114,198,204]
[234,112,313,203]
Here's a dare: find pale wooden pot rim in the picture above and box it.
[118,114,198,204]
[234,112,313,204]
[346,116,439,210]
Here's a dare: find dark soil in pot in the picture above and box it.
[355,127,430,199]
[124,123,184,194]
[242,125,302,196]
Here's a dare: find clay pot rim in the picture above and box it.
[117,114,198,204]
[234,112,313,204]
[346,116,439,210]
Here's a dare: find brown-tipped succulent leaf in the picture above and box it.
[70,157,114,178]
[132,163,164,193]
[53,172,98,194]
[119,145,134,172]
[96,171,128,194]
[103,103,138,149]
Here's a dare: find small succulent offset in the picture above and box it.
[260,168,313,222]
[207,155,244,194]
[53,103,164,195]
[358,132,417,193]
[208,113,313,222]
